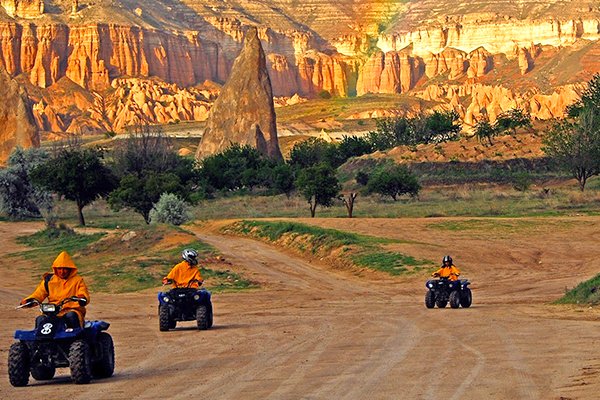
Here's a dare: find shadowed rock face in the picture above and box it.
[196,27,282,161]
[0,66,39,164]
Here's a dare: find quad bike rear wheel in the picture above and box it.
[8,342,30,387]
[425,290,436,308]
[69,340,92,384]
[461,288,472,308]
[91,332,115,379]
[449,290,461,309]
[159,305,171,331]
[31,364,56,381]
[196,305,209,330]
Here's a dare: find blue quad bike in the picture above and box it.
[8,297,114,387]
[158,279,213,331]
[425,277,472,309]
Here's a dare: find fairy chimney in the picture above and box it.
[195,27,282,160]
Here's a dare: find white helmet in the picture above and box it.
[182,249,198,265]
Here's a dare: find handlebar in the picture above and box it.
[162,278,203,288]
[16,297,86,310]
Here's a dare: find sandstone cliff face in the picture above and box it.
[196,28,282,161]
[0,1,597,141]
[0,66,39,164]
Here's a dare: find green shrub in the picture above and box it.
[150,193,192,225]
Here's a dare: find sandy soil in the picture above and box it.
[0,218,599,399]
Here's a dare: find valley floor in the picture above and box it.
[0,218,598,399]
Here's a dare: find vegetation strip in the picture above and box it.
[222,220,433,276]
[13,225,257,293]
[556,273,600,306]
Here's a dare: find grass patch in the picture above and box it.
[351,251,430,276]
[223,220,432,276]
[13,224,256,293]
[555,273,600,305]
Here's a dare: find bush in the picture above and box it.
[149,193,192,226]
[0,147,53,221]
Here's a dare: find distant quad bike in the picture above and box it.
[158,279,213,331]
[425,278,472,309]
[8,297,114,387]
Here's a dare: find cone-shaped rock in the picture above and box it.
[0,67,39,164]
[195,28,282,160]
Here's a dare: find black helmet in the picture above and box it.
[182,248,198,265]
[442,255,452,266]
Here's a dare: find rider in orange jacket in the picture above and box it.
[432,255,461,281]
[163,249,203,288]
[20,251,90,328]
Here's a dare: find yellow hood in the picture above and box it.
[51,251,78,273]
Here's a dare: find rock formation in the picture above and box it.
[0,1,596,140]
[195,28,282,161]
[0,66,39,164]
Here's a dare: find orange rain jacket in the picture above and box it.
[24,251,90,324]
[165,260,203,288]
[432,265,461,281]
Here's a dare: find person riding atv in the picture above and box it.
[163,248,203,288]
[159,248,213,331]
[20,251,90,328]
[432,255,460,281]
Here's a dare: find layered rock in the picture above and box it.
[1,0,43,18]
[0,66,39,164]
[195,28,282,161]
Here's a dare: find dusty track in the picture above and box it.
[0,218,599,399]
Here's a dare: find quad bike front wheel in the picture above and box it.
[31,364,56,381]
[91,332,115,379]
[69,340,92,384]
[196,304,209,330]
[425,290,436,308]
[461,288,472,308]
[449,291,461,309]
[8,342,30,387]
[159,305,171,332]
[436,298,448,308]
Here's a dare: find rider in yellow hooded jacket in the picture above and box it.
[20,251,90,328]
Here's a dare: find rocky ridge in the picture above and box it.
[0,0,596,143]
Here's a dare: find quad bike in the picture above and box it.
[8,297,114,387]
[425,277,472,309]
[158,279,213,331]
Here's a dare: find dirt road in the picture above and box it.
[0,219,599,399]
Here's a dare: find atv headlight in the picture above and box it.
[193,294,200,301]
[427,283,433,288]
[162,296,170,303]
[41,304,56,313]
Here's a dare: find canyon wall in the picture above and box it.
[0,1,597,141]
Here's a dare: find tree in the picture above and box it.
[295,163,341,217]
[289,137,342,169]
[269,163,295,198]
[366,164,421,200]
[109,124,199,223]
[422,110,461,143]
[31,146,117,226]
[474,120,497,146]
[0,147,53,221]
[567,73,600,117]
[494,108,532,135]
[337,135,372,160]
[199,144,266,192]
[543,109,600,191]
[340,192,358,218]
